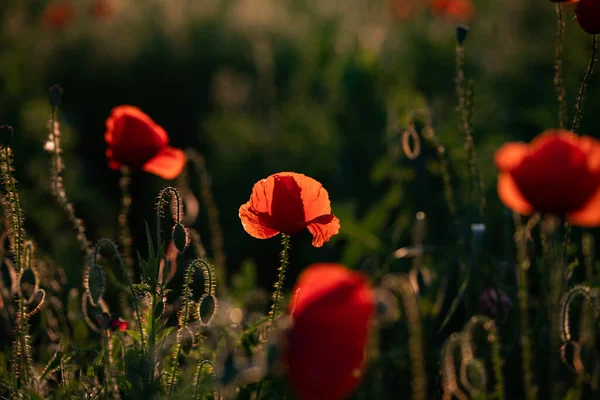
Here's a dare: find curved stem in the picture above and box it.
[94,239,145,352]
[193,360,218,400]
[572,35,598,134]
[155,186,183,249]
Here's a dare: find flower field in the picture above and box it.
[1,0,600,399]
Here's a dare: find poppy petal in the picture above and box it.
[568,187,600,227]
[275,172,336,223]
[494,142,529,171]
[239,202,280,239]
[141,146,187,180]
[105,105,169,170]
[306,214,341,247]
[287,263,374,400]
[497,173,534,215]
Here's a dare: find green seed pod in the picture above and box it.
[0,125,14,147]
[86,264,105,306]
[154,299,165,319]
[198,294,217,326]
[172,223,189,253]
[178,326,195,355]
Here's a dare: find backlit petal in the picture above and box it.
[568,186,600,227]
[239,202,280,239]
[287,263,374,400]
[494,142,528,172]
[105,105,169,170]
[141,146,186,180]
[306,215,341,247]
[497,173,534,215]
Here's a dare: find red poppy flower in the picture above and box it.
[111,317,129,332]
[42,2,74,31]
[495,130,600,226]
[105,105,186,180]
[286,263,375,400]
[238,172,340,247]
[430,0,475,22]
[575,0,600,34]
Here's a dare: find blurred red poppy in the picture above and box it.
[286,263,375,400]
[42,2,74,31]
[111,317,128,332]
[575,0,600,34]
[390,0,424,20]
[91,0,114,19]
[495,130,600,226]
[105,106,186,180]
[430,0,475,22]
[238,172,340,247]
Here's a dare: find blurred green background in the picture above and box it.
[1,1,599,397]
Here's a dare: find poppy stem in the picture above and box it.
[267,234,291,337]
[455,42,485,220]
[572,34,598,134]
[185,149,227,288]
[48,107,92,257]
[118,167,135,275]
[513,212,540,400]
[397,275,427,400]
[554,4,568,130]
[93,239,145,353]
[0,137,33,387]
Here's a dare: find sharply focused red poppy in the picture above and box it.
[495,130,600,226]
[430,0,475,22]
[286,263,375,400]
[104,105,186,180]
[42,2,74,31]
[575,0,600,34]
[238,172,340,247]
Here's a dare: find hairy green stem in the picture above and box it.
[185,149,227,286]
[514,213,539,400]
[118,167,134,274]
[48,109,91,257]
[268,234,291,336]
[572,35,598,134]
[455,45,485,220]
[397,275,427,400]
[554,4,568,129]
[94,239,145,352]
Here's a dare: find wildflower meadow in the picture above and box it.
[2,0,600,399]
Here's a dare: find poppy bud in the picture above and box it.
[172,223,189,253]
[456,25,469,45]
[575,0,600,35]
[479,288,512,322]
[199,294,217,326]
[178,326,195,355]
[0,125,14,147]
[85,264,105,307]
[48,84,63,108]
[96,312,112,330]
